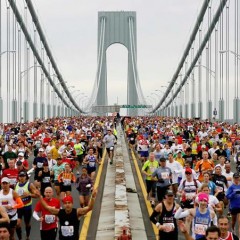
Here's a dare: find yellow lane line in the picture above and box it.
[131,150,158,240]
[79,149,106,240]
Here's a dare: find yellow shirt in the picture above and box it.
[50,147,60,160]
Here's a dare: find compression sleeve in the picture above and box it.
[33,211,40,221]
[12,197,24,209]
[150,210,159,224]
[174,207,190,219]
[212,214,217,226]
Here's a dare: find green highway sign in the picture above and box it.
[121,105,151,108]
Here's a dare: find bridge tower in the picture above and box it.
[96,11,139,116]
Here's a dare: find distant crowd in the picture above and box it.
[123,116,240,240]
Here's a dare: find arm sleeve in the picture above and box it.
[33,211,40,221]
[212,213,217,226]
[12,197,24,209]
[149,210,159,224]
[174,207,190,219]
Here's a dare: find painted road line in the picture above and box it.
[131,150,158,239]
[79,149,106,240]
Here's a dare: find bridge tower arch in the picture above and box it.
[96,11,139,115]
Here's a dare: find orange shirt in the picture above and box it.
[195,159,214,182]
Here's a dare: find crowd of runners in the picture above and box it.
[0,116,119,240]
[123,116,240,240]
[0,115,240,240]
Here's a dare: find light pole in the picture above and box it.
[220,50,240,122]
[20,65,42,122]
[0,50,16,123]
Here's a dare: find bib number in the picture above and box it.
[61,226,74,236]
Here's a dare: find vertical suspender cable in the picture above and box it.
[7,6,10,123]
[34,28,37,116]
[18,27,21,122]
[208,3,212,102]
[215,26,218,111]
[198,29,202,114]
[226,5,229,118]
[12,0,16,122]
[219,13,223,100]
[236,0,239,99]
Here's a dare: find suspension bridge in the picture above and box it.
[0,0,239,239]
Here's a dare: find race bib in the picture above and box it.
[110,147,114,150]
[161,172,169,179]
[17,189,24,196]
[61,226,74,236]
[163,223,174,232]
[37,162,43,168]
[130,138,134,141]
[89,162,95,167]
[195,224,207,235]
[63,179,71,186]
[217,186,223,192]
[43,177,50,183]
[45,214,55,224]
[150,167,156,173]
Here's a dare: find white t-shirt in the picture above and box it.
[223,171,234,188]
[166,160,183,184]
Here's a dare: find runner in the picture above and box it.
[58,163,76,200]
[36,189,97,240]
[103,128,116,165]
[0,177,24,240]
[175,192,217,240]
[150,190,179,240]
[33,187,60,240]
[15,171,38,240]
[76,167,92,207]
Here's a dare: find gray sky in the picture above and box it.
[33,0,204,110]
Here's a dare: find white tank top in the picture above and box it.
[0,189,17,220]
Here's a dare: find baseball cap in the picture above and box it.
[38,148,44,152]
[201,144,206,148]
[62,195,73,204]
[185,168,192,174]
[18,171,27,177]
[233,172,240,178]
[1,177,10,183]
[198,193,209,203]
[18,152,24,157]
[166,190,174,196]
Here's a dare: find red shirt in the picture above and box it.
[2,168,19,188]
[34,197,60,230]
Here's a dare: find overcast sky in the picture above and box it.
[33,0,204,110]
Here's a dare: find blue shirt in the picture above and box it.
[226,183,240,210]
